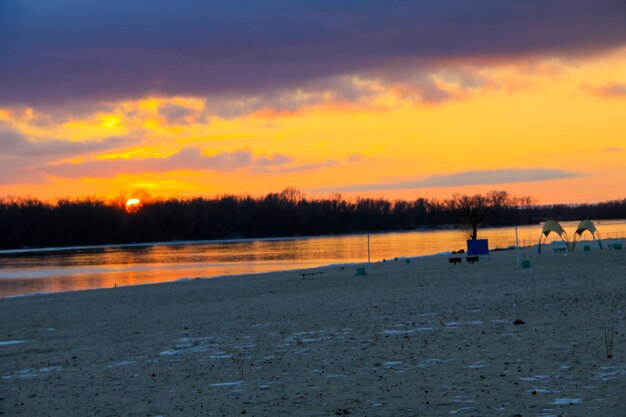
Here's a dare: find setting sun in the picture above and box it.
[125,198,141,212]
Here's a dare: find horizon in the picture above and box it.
[2,188,625,209]
[1,2,626,205]
[2,184,626,207]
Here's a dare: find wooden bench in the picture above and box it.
[300,271,325,280]
[448,257,462,265]
[466,256,480,264]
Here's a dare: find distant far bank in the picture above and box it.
[1,189,625,250]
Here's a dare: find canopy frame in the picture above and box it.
[571,220,603,250]
[538,220,571,253]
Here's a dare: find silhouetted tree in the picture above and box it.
[0,191,624,250]
[447,190,524,239]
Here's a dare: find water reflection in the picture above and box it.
[1,220,624,298]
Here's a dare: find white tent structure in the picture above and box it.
[571,220,603,250]
[538,220,571,253]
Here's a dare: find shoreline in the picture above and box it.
[5,219,622,255]
[1,229,465,255]
[1,238,621,300]
[0,250,457,300]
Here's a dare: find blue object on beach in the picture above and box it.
[521,260,531,269]
[467,239,489,256]
[355,267,367,276]
[405,259,411,264]
[583,245,591,252]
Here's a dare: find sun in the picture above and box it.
[125,198,141,213]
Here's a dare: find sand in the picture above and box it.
[1,244,625,416]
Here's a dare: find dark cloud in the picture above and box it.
[45,148,301,178]
[1,1,625,106]
[312,168,581,192]
[158,104,203,125]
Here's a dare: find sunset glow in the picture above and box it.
[1,2,625,204]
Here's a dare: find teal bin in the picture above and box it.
[355,267,367,276]
[521,260,531,269]
[583,245,591,252]
[615,243,622,250]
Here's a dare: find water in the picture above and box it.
[1,220,624,298]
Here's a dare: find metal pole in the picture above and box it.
[515,226,520,267]
[367,234,371,272]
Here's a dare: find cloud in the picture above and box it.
[44,147,321,178]
[254,153,294,167]
[347,154,365,163]
[251,160,337,174]
[311,168,581,192]
[0,123,132,184]
[603,146,623,152]
[581,82,626,98]
[0,156,47,184]
[0,124,127,157]
[2,1,625,106]
[201,76,382,118]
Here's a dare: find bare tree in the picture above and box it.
[448,193,491,240]
[515,195,538,223]
[279,187,305,204]
[486,190,512,208]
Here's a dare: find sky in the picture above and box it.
[1,1,625,204]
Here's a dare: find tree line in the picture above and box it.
[0,189,625,250]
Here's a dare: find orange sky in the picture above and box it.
[1,49,625,204]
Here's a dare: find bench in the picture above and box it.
[448,257,462,265]
[300,271,325,280]
[466,256,480,264]
[553,247,566,253]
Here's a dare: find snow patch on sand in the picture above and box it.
[551,398,582,405]
[528,388,557,394]
[449,406,478,414]
[210,381,243,387]
[520,375,550,381]
[0,340,32,346]
[417,358,454,368]
[2,365,62,380]
[463,362,488,369]
[383,327,434,335]
[596,365,626,381]
[107,360,137,368]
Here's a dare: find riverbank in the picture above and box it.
[1,245,625,416]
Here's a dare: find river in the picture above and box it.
[1,219,624,298]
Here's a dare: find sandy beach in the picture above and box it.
[1,244,625,417]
